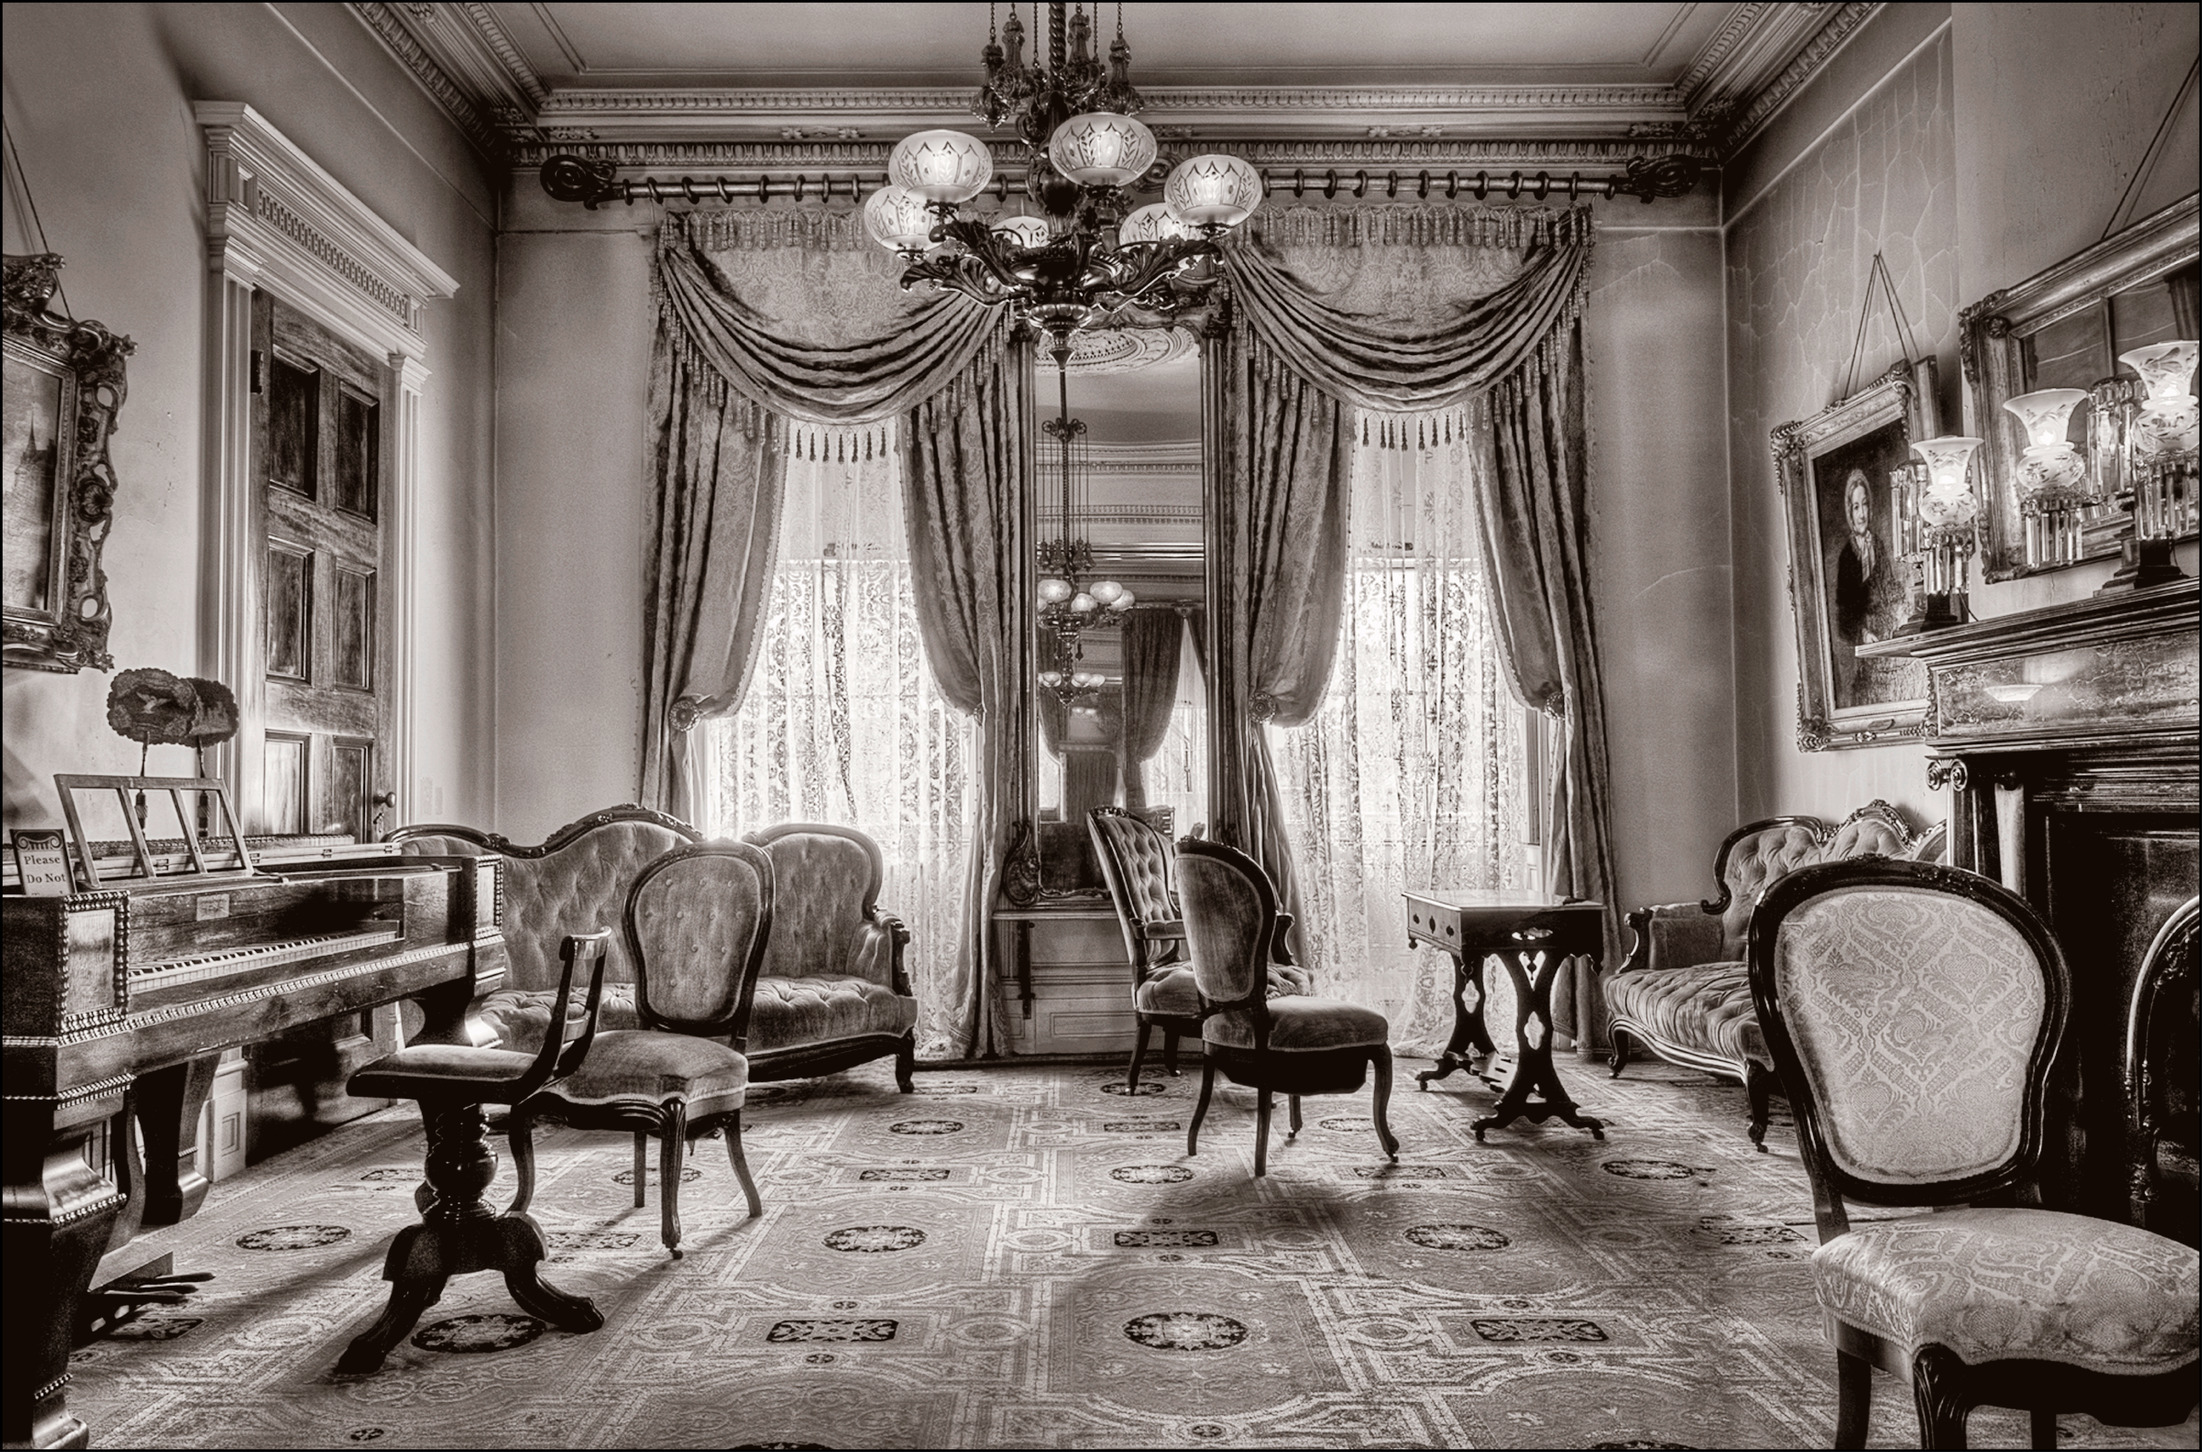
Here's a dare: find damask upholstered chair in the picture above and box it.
[508,843,774,1258]
[741,823,918,1090]
[1609,801,1939,1148]
[1089,807,1313,1092]
[1178,839,1398,1177]
[389,805,701,1046]
[337,931,612,1374]
[1748,857,2199,1448]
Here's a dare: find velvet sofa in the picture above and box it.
[389,809,916,1090]
[1605,801,1943,1148]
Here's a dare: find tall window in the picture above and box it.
[705,423,977,1058]
[1270,411,1533,1054]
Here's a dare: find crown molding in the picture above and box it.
[195,102,460,360]
[342,3,1879,175]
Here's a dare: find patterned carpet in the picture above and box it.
[73,1056,2199,1449]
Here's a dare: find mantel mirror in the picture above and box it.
[1960,193,2198,581]
[1025,327,1206,898]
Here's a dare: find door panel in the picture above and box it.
[250,291,393,841]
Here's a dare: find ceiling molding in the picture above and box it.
[344,3,1884,175]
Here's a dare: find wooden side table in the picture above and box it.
[1403,890,1607,1140]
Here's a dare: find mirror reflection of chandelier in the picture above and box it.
[861,2,1265,346]
[1036,346,1130,705]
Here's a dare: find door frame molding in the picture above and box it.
[194,104,457,833]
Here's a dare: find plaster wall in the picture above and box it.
[1722,1,2197,837]
[0,1,498,831]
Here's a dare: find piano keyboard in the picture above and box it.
[133,927,405,993]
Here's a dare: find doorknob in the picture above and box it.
[372,791,397,807]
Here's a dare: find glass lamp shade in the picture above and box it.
[2119,340,2199,457]
[1164,154,1264,227]
[994,215,1052,249]
[1911,436,1983,495]
[1037,576,1074,605]
[2003,389,2090,501]
[1088,580,1125,606]
[1117,202,1198,247]
[888,130,994,204]
[1919,484,1980,530]
[1046,112,1156,188]
[2003,389,2089,450]
[863,185,936,252]
[1038,670,1066,689]
[1074,671,1105,691]
[1111,588,1135,610]
[1069,592,1098,614]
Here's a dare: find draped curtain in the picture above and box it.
[1116,609,1184,814]
[1271,412,1531,1055]
[705,426,979,1058]
[1214,204,1619,1043]
[648,209,1026,1058]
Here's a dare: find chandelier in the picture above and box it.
[861,2,1265,346]
[1034,344,1131,705]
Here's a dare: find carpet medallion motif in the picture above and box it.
[68,1061,2197,1448]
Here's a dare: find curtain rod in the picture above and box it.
[539,153,1701,210]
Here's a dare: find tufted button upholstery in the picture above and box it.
[393,811,698,991]
[750,974,916,1048]
[748,829,883,983]
[1606,962,1766,1065]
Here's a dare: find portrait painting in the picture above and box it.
[1772,359,1935,751]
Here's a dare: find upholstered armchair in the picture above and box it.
[740,823,918,1090]
[389,805,701,1045]
[1178,840,1398,1177]
[510,843,775,1258]
[1607,801,1940,1148]
[1089,807,1312,1092]
[1748,857,2199,1447]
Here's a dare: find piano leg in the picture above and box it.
[136,1056,220,1227]
[4,1097,130,1450]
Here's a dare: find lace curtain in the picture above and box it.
[703,422,979,1060]
[1271,409,1532,1055]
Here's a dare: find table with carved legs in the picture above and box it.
[1403,890,1607,1140]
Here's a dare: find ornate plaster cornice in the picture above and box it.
[349,0,545,155]
[1715,2,1883,152]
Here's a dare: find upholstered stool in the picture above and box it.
[1177,839,1398,1177]
[509,842,774,1258]
[335,931,612,1375]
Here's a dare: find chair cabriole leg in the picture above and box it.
[1609,1025,1631,1077]
[1910,1346,1972,1449]
[1371,1047,1400,1160]
[726,1111,763,1219]
[1187,1058,1216,1156]
[1163,1026,1180,1076]
[1129,1017,1153,1093]
[1255,1088,1272,1176]
[1834,1347,1871,1449]
[631,1133,647,1208]
[1288,1095,1302,1136]
[659,1101,686,1258]
[894,1030,916,1093]
[1746,1059,1774,1151]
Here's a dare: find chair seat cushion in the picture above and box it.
[1137,964,1320,1019]
[530,1030,749,1120]
[749,975,917,1056]
[1814,1207,2201,1373]
[1606,962,1767,1066]
[1205,995,1389,1053]
[351,1044,543,1101]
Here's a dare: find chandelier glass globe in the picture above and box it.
[1117,203,1198,247]
[1037,576,1074,605]
[1047,112,1156,188]
[1164,153,1264,227]
[862,185,937,253]
[994,215,1052,249]
[889,130,994,204]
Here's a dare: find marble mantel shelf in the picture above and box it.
[1857,578,2199,756]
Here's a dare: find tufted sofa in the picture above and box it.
[740,823,917,1090]
[390,805,703,1045]
[1606,802,1944,1148]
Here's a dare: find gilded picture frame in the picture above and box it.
[1957,193,2198,581]
[4,253,130,673]
[1772,359,1938,751]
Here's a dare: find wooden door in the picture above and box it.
[251,291,394,842]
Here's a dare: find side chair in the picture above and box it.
[508,841,776,1258]
[337,930,612,1374]
[1178,839,1398,1177]
[1749,857,2198,1448]
[1089,806,1312,1093]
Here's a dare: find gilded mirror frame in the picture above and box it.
[1957,193,2199,582]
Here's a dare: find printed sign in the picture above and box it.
[11,828,72,895]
